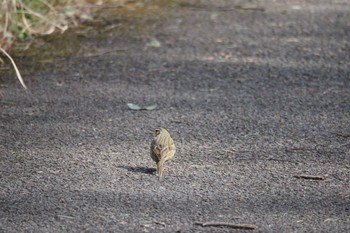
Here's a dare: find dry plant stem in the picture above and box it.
[39,0,56,13]
[0,47,27,89]
[4,4,9,35]
[153,221,166,227]
[195,222,257,230]
[17,0,61,34]
[294,175,327,180]
[234,5,265,11]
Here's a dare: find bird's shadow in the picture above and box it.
[117,165,156,175]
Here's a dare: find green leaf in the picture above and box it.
[146,38,161,48]
[127,103,141,110]
[18,31,28,40]
[143,105,157,111]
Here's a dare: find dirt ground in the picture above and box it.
[1,0,350,232]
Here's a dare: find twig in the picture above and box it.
[339,192,350,197]
[194,222,257,230]
[234,5,265,11]
[170,120,183,123]
[179,3,264,12]
[80,49,127,58]
[154,221,166,227]
[0,47,27,89]
[294,175,327,180]
[335,133,350,138]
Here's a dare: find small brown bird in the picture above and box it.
[150,127,176,180]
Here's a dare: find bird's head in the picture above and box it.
[154,127,166,136]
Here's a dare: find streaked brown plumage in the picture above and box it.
[150,127,176,180]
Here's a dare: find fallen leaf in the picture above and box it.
[127,103,141,110]
[146,38,161,48]
[127,103,157,111]
[143,105,157,111]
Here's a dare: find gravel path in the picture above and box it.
[1,0,350,232]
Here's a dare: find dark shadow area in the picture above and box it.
[117,165,156,175]
[0,187,349,232]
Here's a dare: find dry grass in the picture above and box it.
[3,0,70,50]
[0,47,27,89]
[0,0,125,89]
[0,0,128,49]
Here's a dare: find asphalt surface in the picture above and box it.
[1,0,350,232]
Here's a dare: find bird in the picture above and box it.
[150,127,176,180]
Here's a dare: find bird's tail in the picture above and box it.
[156,148,175,181]
[157,160,164,180]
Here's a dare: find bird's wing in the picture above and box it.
[159,143,175,161]
[151,143,164,161]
